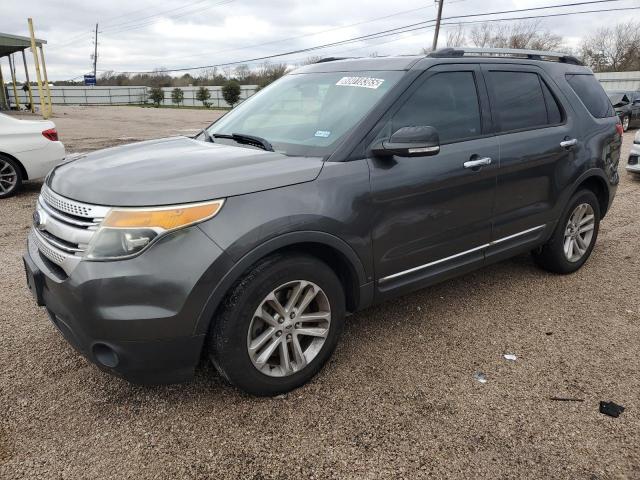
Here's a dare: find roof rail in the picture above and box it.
[428,47,583,66]
[314,57,350,64]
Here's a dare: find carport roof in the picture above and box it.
[0,32,46,58]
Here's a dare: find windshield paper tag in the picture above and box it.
[336,76,384,89]
[314,130,331,138]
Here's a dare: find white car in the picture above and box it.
[628,130,640,175]
[0,112,66,199]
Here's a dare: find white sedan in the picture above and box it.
[0,112,66,199]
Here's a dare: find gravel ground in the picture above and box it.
[1,107,639,479]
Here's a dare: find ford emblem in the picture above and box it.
[33,210,47,231]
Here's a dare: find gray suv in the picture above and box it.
[24,48,622,396]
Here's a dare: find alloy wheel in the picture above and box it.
[563,203,595,262]
[622,116,630,131]
[247,280,331,377]
[0,159,18,195]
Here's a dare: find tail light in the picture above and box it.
[615,123,624,136]
[42,128,58,141]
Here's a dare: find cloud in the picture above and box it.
[1,0,638,80]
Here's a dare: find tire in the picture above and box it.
[622,114,630,132]
[208,253,346,396]
[532,189,600,274]
[0,155,23,199]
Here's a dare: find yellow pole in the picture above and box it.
[9,54,21,110]
[27,18,48,119]
[21,50,35,113]
[0,63,7,110]
[38,45,52,116]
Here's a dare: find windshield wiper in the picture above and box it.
[199,129,214,143]
[212,133,274,152]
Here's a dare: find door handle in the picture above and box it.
[560,138,578,148]
[464,157,492,169]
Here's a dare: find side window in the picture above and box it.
[541,79,563,124]
[565,74,615,118]
[386,71,482,144]
[488,71,548,132]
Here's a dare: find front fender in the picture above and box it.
[192,230,371,336]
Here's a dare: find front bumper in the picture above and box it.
[627,143,640,173]
[24,225,232,384]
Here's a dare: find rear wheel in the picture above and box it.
[532,189,600,274]
[0,155,22,199]
[208,253,345,396]
[622,114,630,132]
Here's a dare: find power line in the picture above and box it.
[160,3,450,63]
[99,0,235,35]
[99,0,210,31]
[105,0,632,74]
[49,0,226,48]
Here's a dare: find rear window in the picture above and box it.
[566,74,615,118]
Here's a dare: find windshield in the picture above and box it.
[207,70,404,157]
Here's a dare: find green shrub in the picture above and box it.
[222,80,241,108]
[171,87,184,106]
[148,87,164,107]
[196,86,211,108]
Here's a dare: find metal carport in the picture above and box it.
[0,23,52,118]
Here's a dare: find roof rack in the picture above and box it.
[314,57,350,64]
[428,47,583,66]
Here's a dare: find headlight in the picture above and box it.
[85,199,224,260]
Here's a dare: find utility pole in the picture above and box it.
[92,23,98,79]
[432,0,444,51]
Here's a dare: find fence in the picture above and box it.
[160,86,257,108]
[6,85,258,108]
[595,71,640,91]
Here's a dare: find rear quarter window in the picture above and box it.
[565,74,615,118]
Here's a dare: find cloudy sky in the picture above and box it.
[2,0,639,80]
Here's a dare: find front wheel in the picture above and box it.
[532,189,600,274]
[208,253,345,396]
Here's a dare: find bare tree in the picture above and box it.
[580,21,640,72]
[234,64,251,82]
[469,20,564,51]
[444,24,466,48]
[301,56,323,65]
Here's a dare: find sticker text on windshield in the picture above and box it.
[336,77,385,89]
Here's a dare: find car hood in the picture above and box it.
[48,137,324,206]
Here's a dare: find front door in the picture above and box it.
[367,65,498,298]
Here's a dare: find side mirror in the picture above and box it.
[371,126,440,158]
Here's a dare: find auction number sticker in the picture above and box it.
[336,76,385,89]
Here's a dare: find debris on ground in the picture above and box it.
[503,354,517,361]
[600,401,625,418]
[549,396,584,402]
[473,372,488,384]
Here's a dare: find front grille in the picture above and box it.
[30,230,66,265]
[629,155,638,166]
[40,186,102,218]
[30,186,111,274]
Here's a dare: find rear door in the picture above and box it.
[367,64,499,296]
[482,64,577,260]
